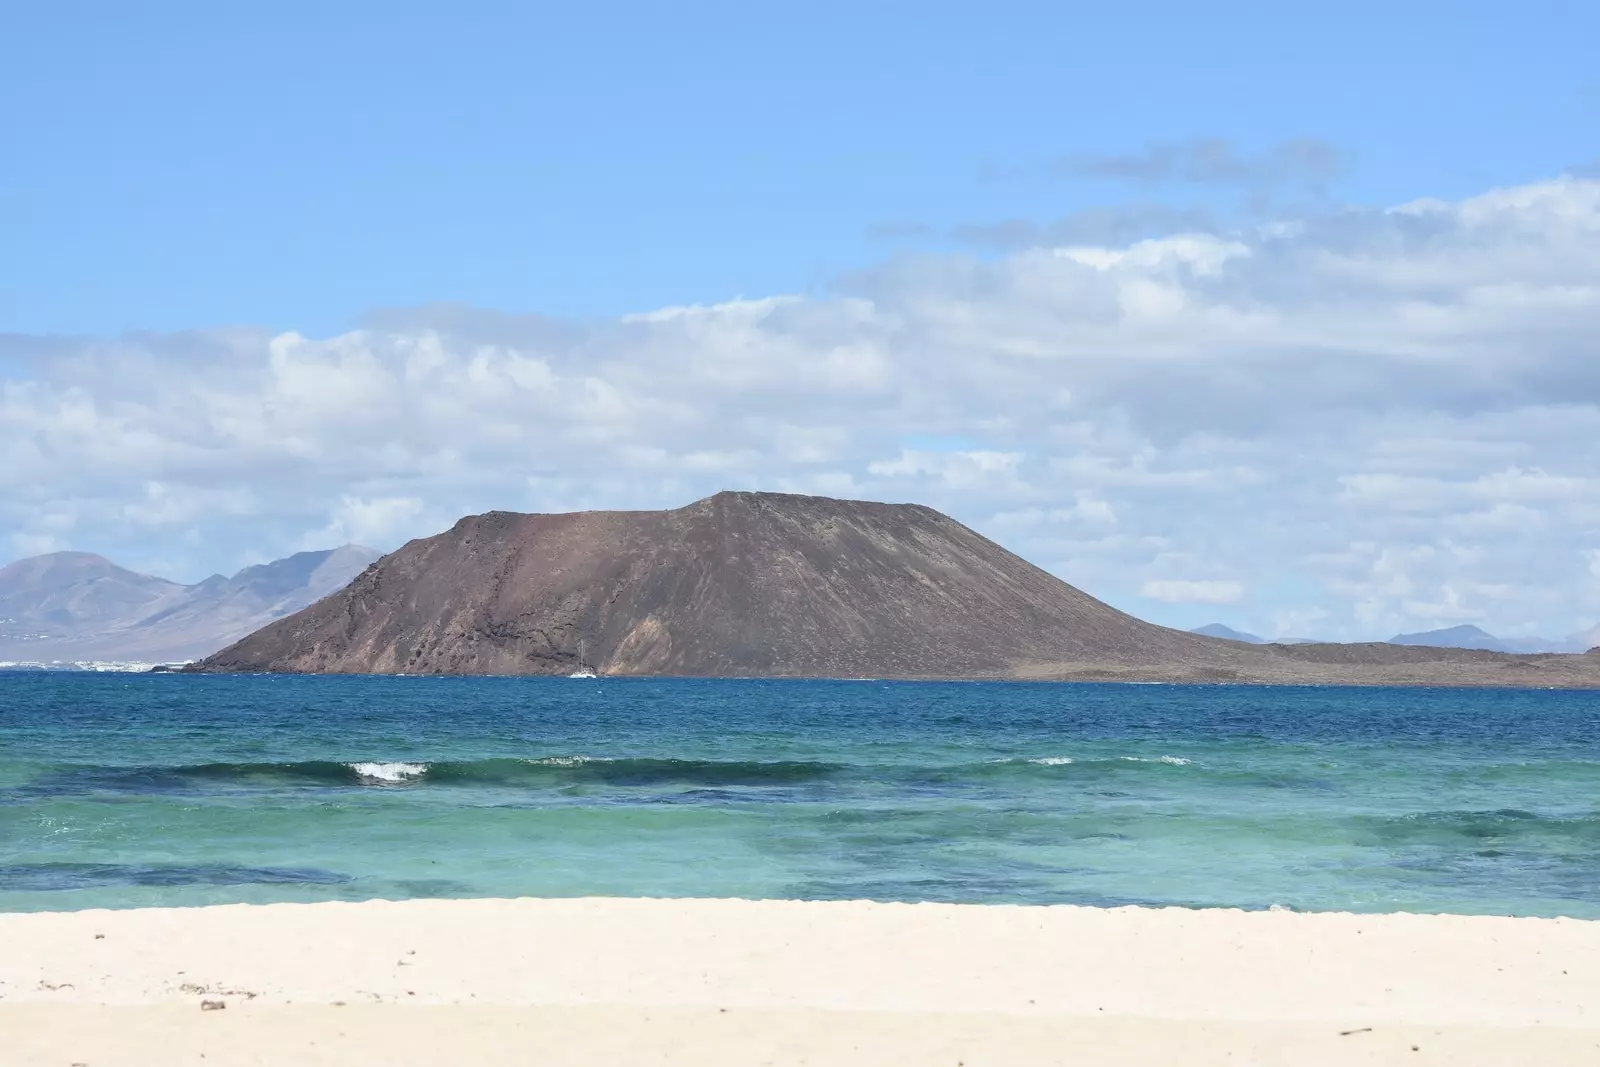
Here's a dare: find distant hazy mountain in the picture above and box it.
[1191,623,1266,644]
[1574,624,1600,653]
[1387,623,1595,655]
[0,553,189,636]
[0,546,380,664]
[1191,623,1320,646]
[1390,624,1505,651]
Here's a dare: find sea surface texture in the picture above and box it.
[2,673,1598,915]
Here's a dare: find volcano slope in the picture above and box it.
[192,492,1600,686]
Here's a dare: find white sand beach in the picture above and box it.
[4,897,1599,1065]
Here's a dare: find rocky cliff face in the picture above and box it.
[193,492,1600,687]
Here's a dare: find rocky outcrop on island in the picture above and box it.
[191,492,1600,687]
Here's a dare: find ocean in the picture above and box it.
[2,672,1598,916]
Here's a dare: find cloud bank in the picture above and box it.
[3,177,1598,639]
[1054,137,1348,189]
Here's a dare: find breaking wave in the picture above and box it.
[29,757,848,792]
[347,762,429,784]
[989,755,1195,769]
[19,751,1217,795]
[0,660,177,673]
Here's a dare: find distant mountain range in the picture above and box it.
[1188,624,1317,645]
[1191,621,1600,654]
[0,546,381,664]
[1389,623,1600,655]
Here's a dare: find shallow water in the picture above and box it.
[2,672,1598,915]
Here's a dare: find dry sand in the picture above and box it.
[3,896,1599,1064]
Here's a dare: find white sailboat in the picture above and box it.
[568,639,597,679]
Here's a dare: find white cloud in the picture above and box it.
[9,532,68,558]
[1400,585,1489,624]
[2,177,1599,639]
[1270,605,1329,640]
[120,482,259,528]
[866,449,1030,495]
[1140,579,1246,605]
[301,495,427,551]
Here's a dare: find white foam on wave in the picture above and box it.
[348,761,429,783]
[0,659,173,672]
[1001,754,1191,767]
[527,756,604,767]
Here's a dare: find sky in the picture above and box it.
[3,1,1599,641]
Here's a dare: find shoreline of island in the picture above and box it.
[165,658,1600,687]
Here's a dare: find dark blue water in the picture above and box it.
[3,672,1599,915]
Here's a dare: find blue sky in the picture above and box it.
[3,2,1599,643]
[5,1,1596,335]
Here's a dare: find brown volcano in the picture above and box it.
[192,491,1600,686]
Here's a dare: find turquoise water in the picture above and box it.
[2,673,1599,915]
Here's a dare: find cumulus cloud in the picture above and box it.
[300,495,427,552]
[1140,580,1246,605]
[950,205,1221,251]
[2,176,1599,639]
[1054,137,1347,188]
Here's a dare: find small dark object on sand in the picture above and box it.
[201,1000,226,1011]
